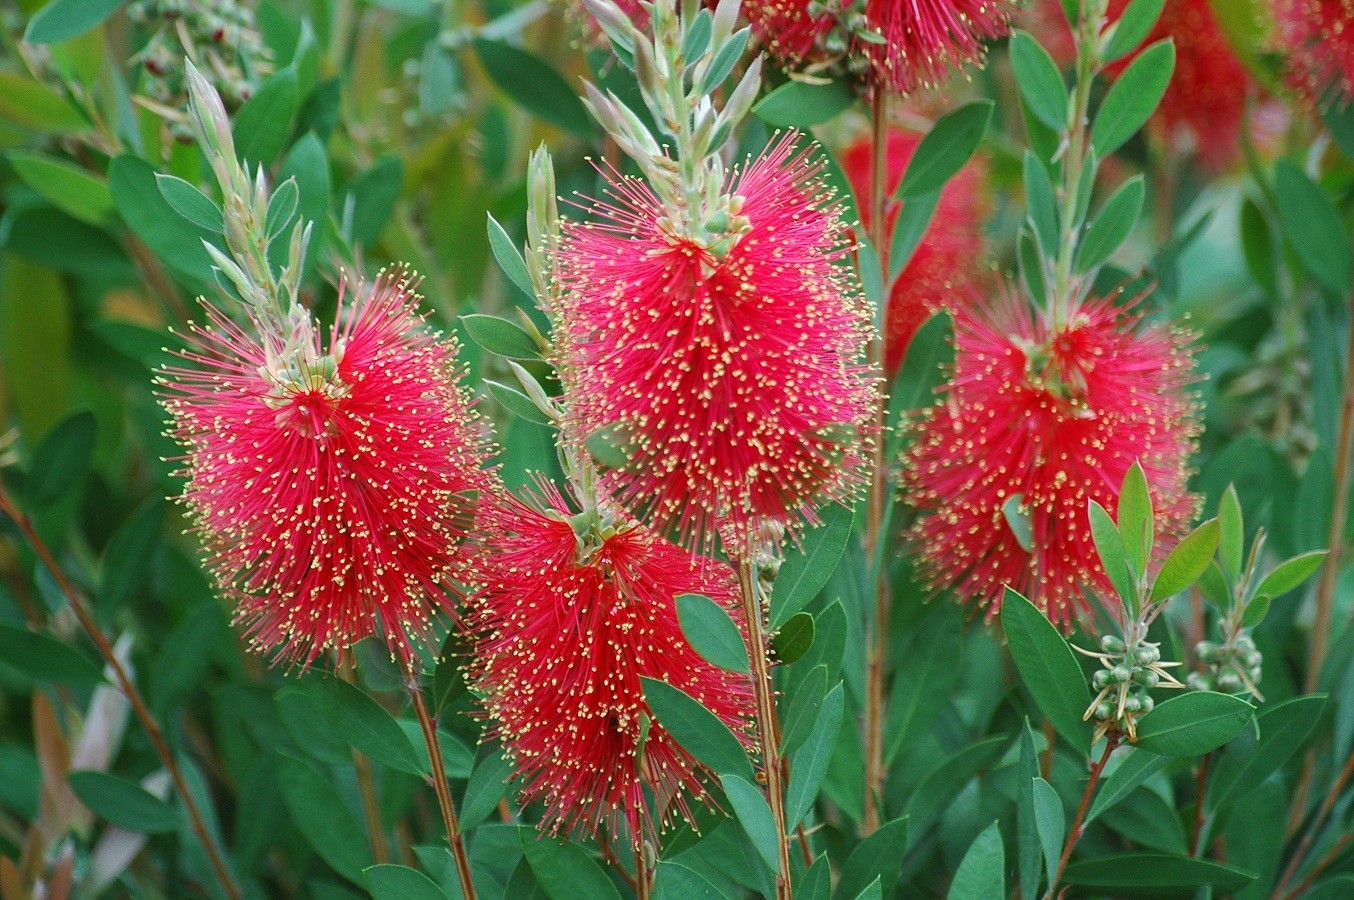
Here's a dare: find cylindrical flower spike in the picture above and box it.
[159,273,495,669]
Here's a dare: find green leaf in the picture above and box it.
[1149,517,1220,601]
[1209,695,1326,812]
[433,630,468,713]
[1273,158,1352,296]
[1102,0,1168,63]
[721,775,780,874]
[905,737,1007,843]
[520,829,621,900]
[1010,31,1068,130]
[1117,461,1153,576]
[7,152,113,226]
[1101,786,1187,854]
[896,101,993,198]
[486,212,537,300]
[1016,723,1041,900]
[462,314,541,361]
[332,678,425,775]
[888,190,941,281]
[1077,175,1144,272]
[1254,550,1328,599]
[947,821,1004,900]
[654,861,731,900]
[1240,197,1279,297]
[68,771,177,834]
[1003,495,1034,553]
[770,501,854,628]
[24,0,123,43]
[1134,692,1253,757]
[753,79,855,128]
[1218,484,1243,585]
[771,612,814,665]
[155,174,225,233]
[1062,853,1255,894]
[641,677,753,781]
[884,602,963,764]
[26,410,96,507]
[836,816,908,900]
[487,381,552,425]
[460,749,513,830]
[1033,778,1064,889]
[779,666,827,755]
[1023,150,1059,257]
[1306,875,1354,899]
[233,68,300,167]
[267,178,300,238]
[785,682,844,828]
[365,864,449,900]
[1018,227,1048,306]
[677,593,749,673]
[1,257,71,442]
[99,498,165,610]
[1091,39,1175,156]
[852,879,882,900]
[109,155,214,284]
[474,39,593,138]
[886,311,953,437]
[347,155,403,247]
[1001,589,1091,751]
[0,73,85,132]
[277,753,371,884]
[0,625,102,685]
[1086,747,1169,822]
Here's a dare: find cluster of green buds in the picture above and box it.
[1190,635,1263,696]
[801,0,885,77]
[1080,629,1184,742]
[130,0,270,139]
[583,0,762,256]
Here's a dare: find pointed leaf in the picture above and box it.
[519,829,621,900]
[486,212,537,300]
[1118,461,1153,576]
[1091,40,1175,156]
[837,816,908,899]
[1001,589,1092,751]
[896,101,993,198]
[641,677,753,781]
[1090,500,1137,612]
[1077,175,1144,272]
[365,864,449,900]
[1134,692,1253,757]
[1254,550,1328,599]
[947,821,1004,900]
[1062,853,1255,893]
[1150,517,1220,601]
[1010,31,1068,130]
[771,612,815,665]
[1033,778,1064,888]
[721,774,780,874]
[770,501,854,628]
[785,683,844,828]
[68,771,177,834]
[677,593,749,673]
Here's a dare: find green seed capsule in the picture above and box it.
[1101,634,1127,654]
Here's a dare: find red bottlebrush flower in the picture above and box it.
[572,0,650,44]
[551,136,877,554]
[841,127,988,373]
[901,292,1200,627]
[159,274,493,668]
[743,0,1017,95]
[1275,0,1354,101]
[466,486,754,848]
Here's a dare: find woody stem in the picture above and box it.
[408,678,478,900]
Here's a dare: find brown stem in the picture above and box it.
[1273,748,1354,898]
[0,489,242,900]
[1190,752,1211,857]
[736,558,793,899]
[341,663,390,865]
[861,85,892,839]
[408,680,477,900]
[1046,735,1119,900]
[1282,833,1354,900]
[635,841,652,900]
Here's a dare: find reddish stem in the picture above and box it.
[1046,735,1120,899]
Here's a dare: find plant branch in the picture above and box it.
[1190,752,1211,857]
[1273,747,1354,898]
[341,662,390,865]
[1046,735,1119,899]
[0,488,241,900]
[408,678,478,900]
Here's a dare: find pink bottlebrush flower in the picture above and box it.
[552,136,877,553]
[901,292,1201,628]
[1274,0,1354,101]
[158,274,494,669]
[743,0,1017,95]
[840,127,989,374]
[466,485,755,848]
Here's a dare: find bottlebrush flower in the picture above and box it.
[743,0,1017,95]
[901,292,1200,627]
[158,273,494,668]
[551,136,877,553]
[841,127,988,373]
[1274,0,1354,101]
[466,485,754,848]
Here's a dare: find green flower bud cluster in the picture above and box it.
[798,0,883,80]
[1079,632,1184,742]
[1188,635,1263,696]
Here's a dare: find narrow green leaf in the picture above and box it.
[26,410,96,507]
[1274,159,1352,296]
[1076,175,1144,272]
[365,864,449,900]
[1134,692,1253,757]
[779,666,827,755]
[905,737,1007,844]
[1091,40,1176,156]
[1218,484,1243,585]
[486,212,537,300]
[771,612,815,665]
[677,593,749,673]
[1018,226,1048,305]
[888,190,941,281]
[770,502,854,628]
[1150,517,1221,601]
[1010,31,1068,130]
[110,155,215,283]
[474,39,593,137]
[277,753,371,884]
[155,174,225,233]
[1001,589,1092,751]
[347,155,402,247]
[1062,853,1255,893]
[1102,0,1168,63]
[947,821,1004,900]
[797,856,831,900]
[24,0,123,44]
[837,816,908,899]
[1118,461,1153,576]
[1017,722,1042,900]
[753,79,855,128]
[460,749,512,830]
[1023,150,1059,256]
[8,152,114,226]
[1254,550,1328,599]
[852,878,882,900]
[886,311,953,438]
[896,101,993,198]
[233,68,299,167]
[0,625,103,686]
[884,603,963,764]
[68,772,177,834]
[1033,778,1064,890]
[99,498,164,610]
[641,677,753,781]
[332,678,425,775]
[487,381,552,425]
[721,774,781,874]
[1086,747,1169,822]
[1003,494,1034,553]
[785,683,844,828]
[267,178,301,238]
[1209,695,1326,812]
[654,861,731,900]
[462,313,541,361]
[520,829,621,900]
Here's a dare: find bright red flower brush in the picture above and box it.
[1274,0,1354,101]
[552,136,877,553]
[159,273,493,668]
[901,292,1200,627]
[742,0,1017,94]
[841,127,988,373]
[466,485,754,848]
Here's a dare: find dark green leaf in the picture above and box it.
[1003,494,1034,554]
[1118,461,1153,576]
[785,682,843,828]
[474,39,593,138]
[1240,198,1279,297]
[1062,853,1255,894]
[486,212,537,300]
[886,311,953,437]
[1209,695,1326,812]
[234,68,300,167]
[433,630,468,713]
[460,749,513,830]
[1134,692,1253,757]
[347,155,403,247]
[888,190,941,281]
[1077,175,1144,272]
[771,612,814,665]
[753,79,855,128]
[1103,0,1168,63]
[1017,723,1041,900]
[1086,747,1170,822]
[99,498,164,610]
[365,864,449,900]
[677,593,749,673]
[68,771,177,834]
[654,861,731,900]
[1010,31,1068,130]
[332,678,425,775]
[1024,150,1059,256]
[25,0,123,44]
[1001,589,1091,751]
[520,829,621,900]
[1273,158,1352,295]
[462,314,541,361]
[837,816,908,899]
[1091,40,1176,156]
[155,174,224,233]
[1150,517,1220,601]
[1306,875,1354,899]
[1254,550,1328,599]
[109,155,215,284]
[780,666,827,755]
[796,856,830,900]
[26,410,96,507]
[721,775,780,874]
[905,737,1007,843]
[1033,778,1064,888]
[947,821,1004,900]
[1101,787,1186,854]
[884,603,963,764]
[1218,484,1243,584]
[487,381,552,425]
[641,677,753,781]
[896,101,993,198]
[0,625,102,685]
[277,753,371,884]
[8,152,113,226]
[1018,227,1048,306]
[770,501,854,628]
